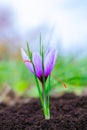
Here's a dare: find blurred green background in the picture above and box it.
[0,48,87,98]
[0,0,87,100]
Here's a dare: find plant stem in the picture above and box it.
[41,43,50,119]
[42,84,50,120]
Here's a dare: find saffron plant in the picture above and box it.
[21,39,57,120]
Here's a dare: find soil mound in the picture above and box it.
[0,93,87,130]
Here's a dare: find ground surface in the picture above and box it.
[0,93,87,130]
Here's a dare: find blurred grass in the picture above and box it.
[0,60,34,96]
[0,55,87,97]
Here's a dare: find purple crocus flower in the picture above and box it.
[21,48,57,83]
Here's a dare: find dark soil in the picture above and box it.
[0,93,87,130]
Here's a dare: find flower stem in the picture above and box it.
[41,43,50,119]
[42,84,50,120]
[44,94,50,120]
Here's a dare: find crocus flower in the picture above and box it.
[21,45,58,120]
[21,48,57,83]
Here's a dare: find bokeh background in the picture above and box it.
[0,0,87,103]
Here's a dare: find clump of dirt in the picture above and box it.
[0,93,87,130]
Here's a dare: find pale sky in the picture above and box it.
[0,0,87,53]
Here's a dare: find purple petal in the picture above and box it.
[44,49,58,77]
[45,48,51,57]
[21,48,34,73]
[33,52,42,78]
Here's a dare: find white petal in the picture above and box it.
[44,49,58,77]
[21,48,34,73]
